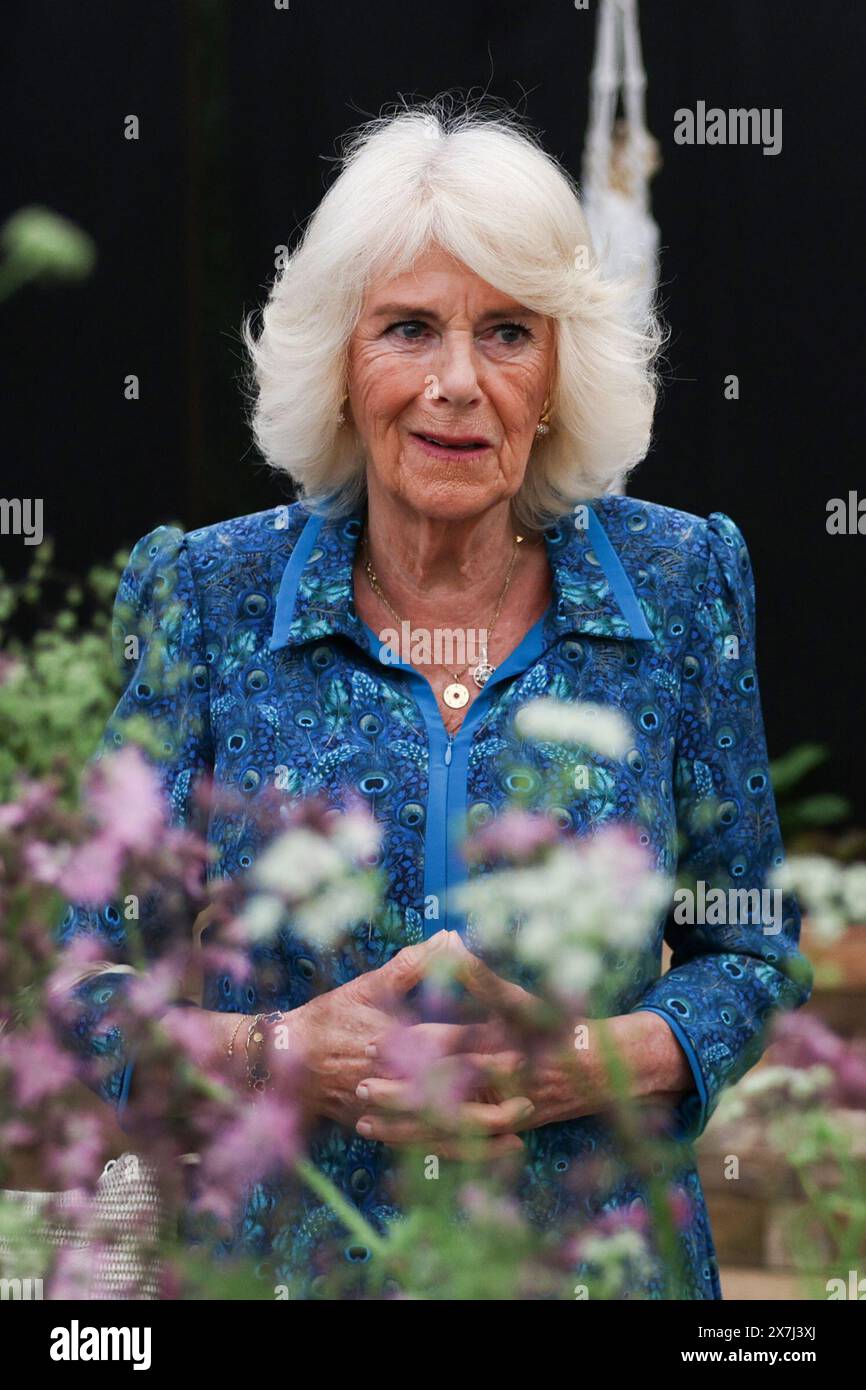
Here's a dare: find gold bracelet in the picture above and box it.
[226,1015,245,1060]
[245,1011,285,1094]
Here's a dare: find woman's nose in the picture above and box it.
[428,332,482,405]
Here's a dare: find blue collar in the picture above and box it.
[268,500,653,654]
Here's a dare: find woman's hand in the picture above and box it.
[355,936,693,1135]
[269,931,459,1128]
[353,1048,533,1160]
[448,938,694,1125]
[211,931,529,1159]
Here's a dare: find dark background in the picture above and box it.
[2,0,864,816]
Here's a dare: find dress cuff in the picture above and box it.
[629,1005,709,1140]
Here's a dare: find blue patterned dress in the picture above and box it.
[60,494,812,1298]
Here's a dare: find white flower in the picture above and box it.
[330,809,381,865]
[294,874,380,950]
[773,854,866,936]
[578,1228,654,1283]
[808,907,848,945]
[515,697,632,758]
[242,818,382,949]
[841,864,866,923]
[790,1065,834,1101]
[739,1065,795,1097]
[772,855,843,909]
[456,829,668,995]
[252,828,344,899]
[239,893,285,942]
[738,1063,832,1102]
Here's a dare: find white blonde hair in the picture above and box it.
[243,95,666,530]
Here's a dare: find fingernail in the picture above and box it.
[356,1120,373,1136]
[356,1083,370,1101]
[365,1043,378,1058]
[519,1100,535,1119]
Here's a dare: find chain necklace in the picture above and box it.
[361,524,522,709]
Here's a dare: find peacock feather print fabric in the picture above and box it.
[59,494,812,1299]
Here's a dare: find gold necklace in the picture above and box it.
[362,524,522,709]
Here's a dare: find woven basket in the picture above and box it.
[0,1152,161,1299]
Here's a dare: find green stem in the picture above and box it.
[594,1016,691,1298]
[294,1158,389,1259]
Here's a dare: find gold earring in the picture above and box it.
[536,396,552,437]
[336,397,346,427]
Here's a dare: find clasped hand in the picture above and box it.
[279,929,616,1162]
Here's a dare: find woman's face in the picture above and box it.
[346,245,555,523]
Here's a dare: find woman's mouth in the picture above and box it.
[410,432,492,458]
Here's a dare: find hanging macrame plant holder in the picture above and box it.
[582,0,661,325]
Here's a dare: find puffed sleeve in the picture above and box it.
[630,512,812,1140]
[56,525,214,1114]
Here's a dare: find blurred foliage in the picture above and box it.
[0,539,128,804]
[771,743,866,859]
[0,206,96,303]
[0,203,107,799]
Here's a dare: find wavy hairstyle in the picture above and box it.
[243,96,666,529]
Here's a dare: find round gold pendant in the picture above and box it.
[443,682,470,709]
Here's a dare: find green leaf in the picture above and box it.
[769,743,829,794]
[786,794,850,827]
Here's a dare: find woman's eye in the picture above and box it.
[490,322,532,345]
[384,319,532,345]
[387,320,429,341]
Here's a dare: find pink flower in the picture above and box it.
[465,809,560,866]
[86,745,166,854]
[460,1183,523,1227]
[46,935,109,1008]
[127,955,189,1021]
[595,1200,651,1237]
[47,1112,106,1189]
[1,1026,78,1106]
[0,802,26,831]
[567,1200,651,1262]
[160,1007,219,1070]
[376,1020,478,1120]
[769,1014,866,1111]
[0,777,57,830]
[196,1095,300,1223]
[25,833,124,903]
[0,1118,36,1147]
[667,1186,694,1230]
[200,943,254,987]
[771,1012,846,1070]
[585,823,659,892]
[836,1049,866,1108]
[58,832,126,902]
[163,826,212,895]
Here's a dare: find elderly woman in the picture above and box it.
[62,101,810,1299]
